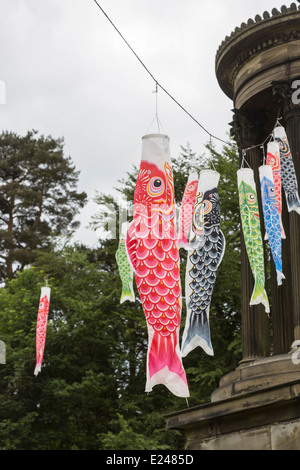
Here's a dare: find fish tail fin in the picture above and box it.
[146,329,189,398]
[279,216,286,239]
[34,358,42,376]
[120,282,135,304]
[177,236,188,250]
[181,309,214,357]
[250,280,270,314]
[286,193,300,214]
[34,364,41,376]
[276,270,285,286]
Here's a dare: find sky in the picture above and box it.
[0,0,293,245]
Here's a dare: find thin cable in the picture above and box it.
[240,111,283,154]
[153,82,161,134]
[92,0,234,147]
[146,84,167,135]
[92,1,285,157]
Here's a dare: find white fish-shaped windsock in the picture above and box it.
[181,170,225,357]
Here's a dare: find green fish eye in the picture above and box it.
[246,192,256,204]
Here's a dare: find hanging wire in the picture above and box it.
[240,110,283,156]
[154,82,160,133]
[260,145,265,165]
[92,1,286,159]
[241,150,251,169]
[146,82,167,135]
[92,0,234,148]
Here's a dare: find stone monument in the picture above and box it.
[166,4,300,450]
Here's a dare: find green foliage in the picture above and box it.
[0,138,242,450]
[99,413,170,450]
[0,130,87,281]
[0,251,119,449]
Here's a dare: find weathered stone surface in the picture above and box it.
[212,354,300,401]
[187,427,270,451]
[165,356,300,450]
[185,419,300,450]
[271,419,300,450]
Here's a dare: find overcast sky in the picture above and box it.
[0,0,292,245]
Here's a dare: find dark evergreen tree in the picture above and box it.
[0,130,87,281]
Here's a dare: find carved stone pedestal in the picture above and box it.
[166,355,300,450]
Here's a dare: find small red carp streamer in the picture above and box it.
[266,141,286,239]
[126,134,189,398]
[34,286,51,376]
[177,172,198,250]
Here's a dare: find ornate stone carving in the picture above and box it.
[273,79,300,121]
[215,5,300,100]
[230,108,268,148]
[216,3,300,62]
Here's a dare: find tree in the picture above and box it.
[0,243,183,450]
[0,130,87,281]
[0,247,121,450]
[0,140,242,450]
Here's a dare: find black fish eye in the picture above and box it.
[154,179,162,187]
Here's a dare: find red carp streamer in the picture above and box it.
[126,134,189,398]
[34,287,51,376]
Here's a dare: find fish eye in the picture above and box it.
[193,203,204,233]
[188,184,195,191]
[203,200,212,214]
[246,193,256,204]
[147,177,165,197]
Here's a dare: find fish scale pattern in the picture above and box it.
[126,150,189,398]
[238,170,270,313]
[188,224,223,314]
[178,174,198,249]
[135,237,181,337]
[266,142,285,239]
[274,126,300,214]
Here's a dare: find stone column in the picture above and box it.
[273,80,300,345]
[231,109,270,360]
